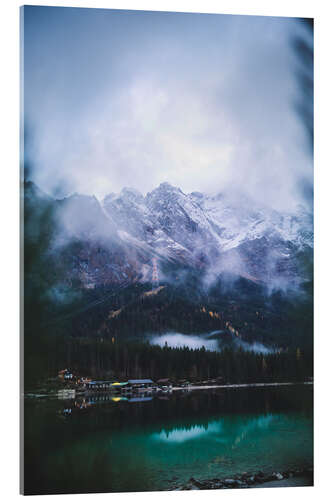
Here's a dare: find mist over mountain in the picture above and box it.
[24,178,313,384]
[26,179,312,290]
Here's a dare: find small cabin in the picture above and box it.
[58,369,74,381]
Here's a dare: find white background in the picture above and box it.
[0,0,332,499]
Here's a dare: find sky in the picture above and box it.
[22,6,313,210]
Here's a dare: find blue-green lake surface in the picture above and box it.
[24,384,313,494]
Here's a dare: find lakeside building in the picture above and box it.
[128,379,155,391]
[58,369,74,381]
[70,377,168,393]
[83,380,129,392]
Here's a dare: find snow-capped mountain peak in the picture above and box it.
[99,183,313,285]
[28,180,312,288]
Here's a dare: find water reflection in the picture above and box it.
[60,393,154,415]
[152,414,276,448]
[152,421,223,443]
[128,396,153,403]
[24,385,313,495]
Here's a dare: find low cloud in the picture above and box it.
[149,331,276,354]
[150,332,219,351]
[24,8,312,212]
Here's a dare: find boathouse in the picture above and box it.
[84,380,128,391]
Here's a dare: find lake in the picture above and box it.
[24,384,313,495]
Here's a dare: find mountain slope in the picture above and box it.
[23,180,313,385]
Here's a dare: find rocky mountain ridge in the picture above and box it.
[25,180,313,290]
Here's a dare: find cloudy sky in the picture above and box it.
[22,6,313,210]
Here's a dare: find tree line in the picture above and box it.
[26,335,312,388]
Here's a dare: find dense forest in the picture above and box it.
[25,335,313,389]
[24,277,313,387]
[24,271,313,387]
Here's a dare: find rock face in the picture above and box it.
[103,182,313,259]
[25,180,313,289]
[103,182,313,287]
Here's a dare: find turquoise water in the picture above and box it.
[24,385,313,494]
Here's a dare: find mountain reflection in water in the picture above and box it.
[152,420,223,442]
[24,385,313,495]
[152,414,275,448]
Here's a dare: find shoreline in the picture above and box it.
[24,380,313,398]
[172,381,313,391]
[171,467,314,491]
